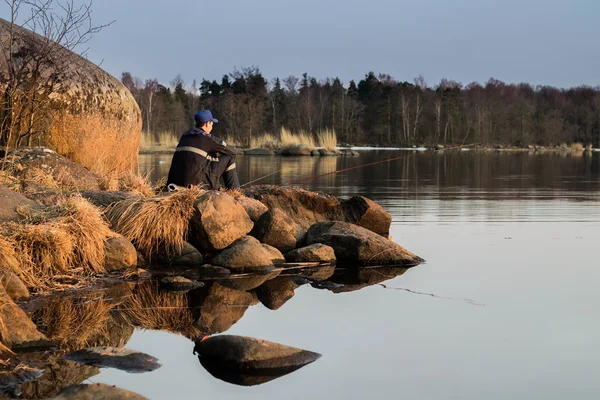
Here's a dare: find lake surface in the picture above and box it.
[94,150,600,399]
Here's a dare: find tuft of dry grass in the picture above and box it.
[249,133,279,149]
[30,294,114,350]
[99,171,156,197]
[0,296,16,354]
[570,142,584,151]
[106,187,203,259]
[317,128,338,151]
[585,143,593,151]
[279,127,315,148]
[116,284,201,339]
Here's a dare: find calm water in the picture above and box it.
[94,150,600,399]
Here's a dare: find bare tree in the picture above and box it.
[1,0,112,148]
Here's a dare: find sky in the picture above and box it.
[4,0,600,89]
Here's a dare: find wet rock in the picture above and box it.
[244,148,275,155]
[17,353,100,399]
[0,284,52,351]
[296,264,336,281]
[244,186,343,231]
[0,186,37,222]
[103,236,137,272]
[65,347,161,373]
[156,241,203,266]
[310,149,320,156]
[160,276,204,291]
[0,270,30,300]
[211,236,274,273]
[285,243,336,263]
[306,221,425,266]
[255,277,300,310]
[193,283,255,334]
[251,208,306,253]
[262,244,286,263]
[194,335,321,386]
[278,144,314,156]
[340,196,392,235]
[217,270,281,292]
[329,266,409,293]
[234,195,268,222]
[80,190,138,209]
[51,383,148,400]
[197,265,231,279]
[318,149,340,156]
[189,191,254,252]
[0,365,44,396]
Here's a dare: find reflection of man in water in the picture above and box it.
[167,110,240,190]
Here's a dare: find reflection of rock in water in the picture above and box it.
[255,277,300,310]
[52,383,148,399]
[329,266,409,293]
[16,353,100,399]
[194,335,321,386]
[217,270,281,291]
[0,365,44,397]
[190,283,256,335]
[65,347,161,373]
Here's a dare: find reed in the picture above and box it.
[317,128,338,151]
[106,187,203,259]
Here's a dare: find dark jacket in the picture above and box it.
[167,128,235,188]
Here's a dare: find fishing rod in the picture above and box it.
[281,143,479,187]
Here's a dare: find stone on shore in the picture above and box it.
[285,244,336,263]
[0,186,37,222]
[0,284,52,351]
[155,242,203,266]
[234,196,268,222]
[0,271,29,300]
[65,347,161,373]
[210,236,274,273]
[189,191,253,252]
[278,144,314,156]
[261,244,286,263]
[194,335,321,386]
[51,383,148,400]
[103,236,138,272]
[197,265,231,279]
[251,208,306,253]
[244,186,343,231]
[160,276,204,292]
[340,196,392,235]
[306,221,424,266]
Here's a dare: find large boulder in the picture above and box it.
[0,19,142,176]
[251,208,305,253]
[306,221,424,266]
[285,243,336,263]
[194,335,321,386]
[340,196,392,235]
[103,236,138,272]
[261,244,285,263]
[0,186,37,222]
[51,383,148,400]
[0,284,51,351]
[155,241,203,266]
[189,191,253,252]
[244,186,343,231]
[210,236,274,273]
[234,195,268,222]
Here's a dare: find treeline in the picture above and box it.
[121,67,600,147]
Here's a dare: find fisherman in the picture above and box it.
[167,110,240,191]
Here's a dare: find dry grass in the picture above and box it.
[30,294,114,350]
[48,113,141,179]
[139,131,179,150]
[317,128,338,151]
[99,171,155,197]
[106,187,203,259]
[249,133,279,149]
[570,142,584,151]
[279,127,315,148]
[0,296,15,354]
[117,284,201,339]
[585,143,594,151]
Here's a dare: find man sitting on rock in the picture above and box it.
[167,110,240,191]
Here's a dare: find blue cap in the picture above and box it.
[194,110,219,124]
